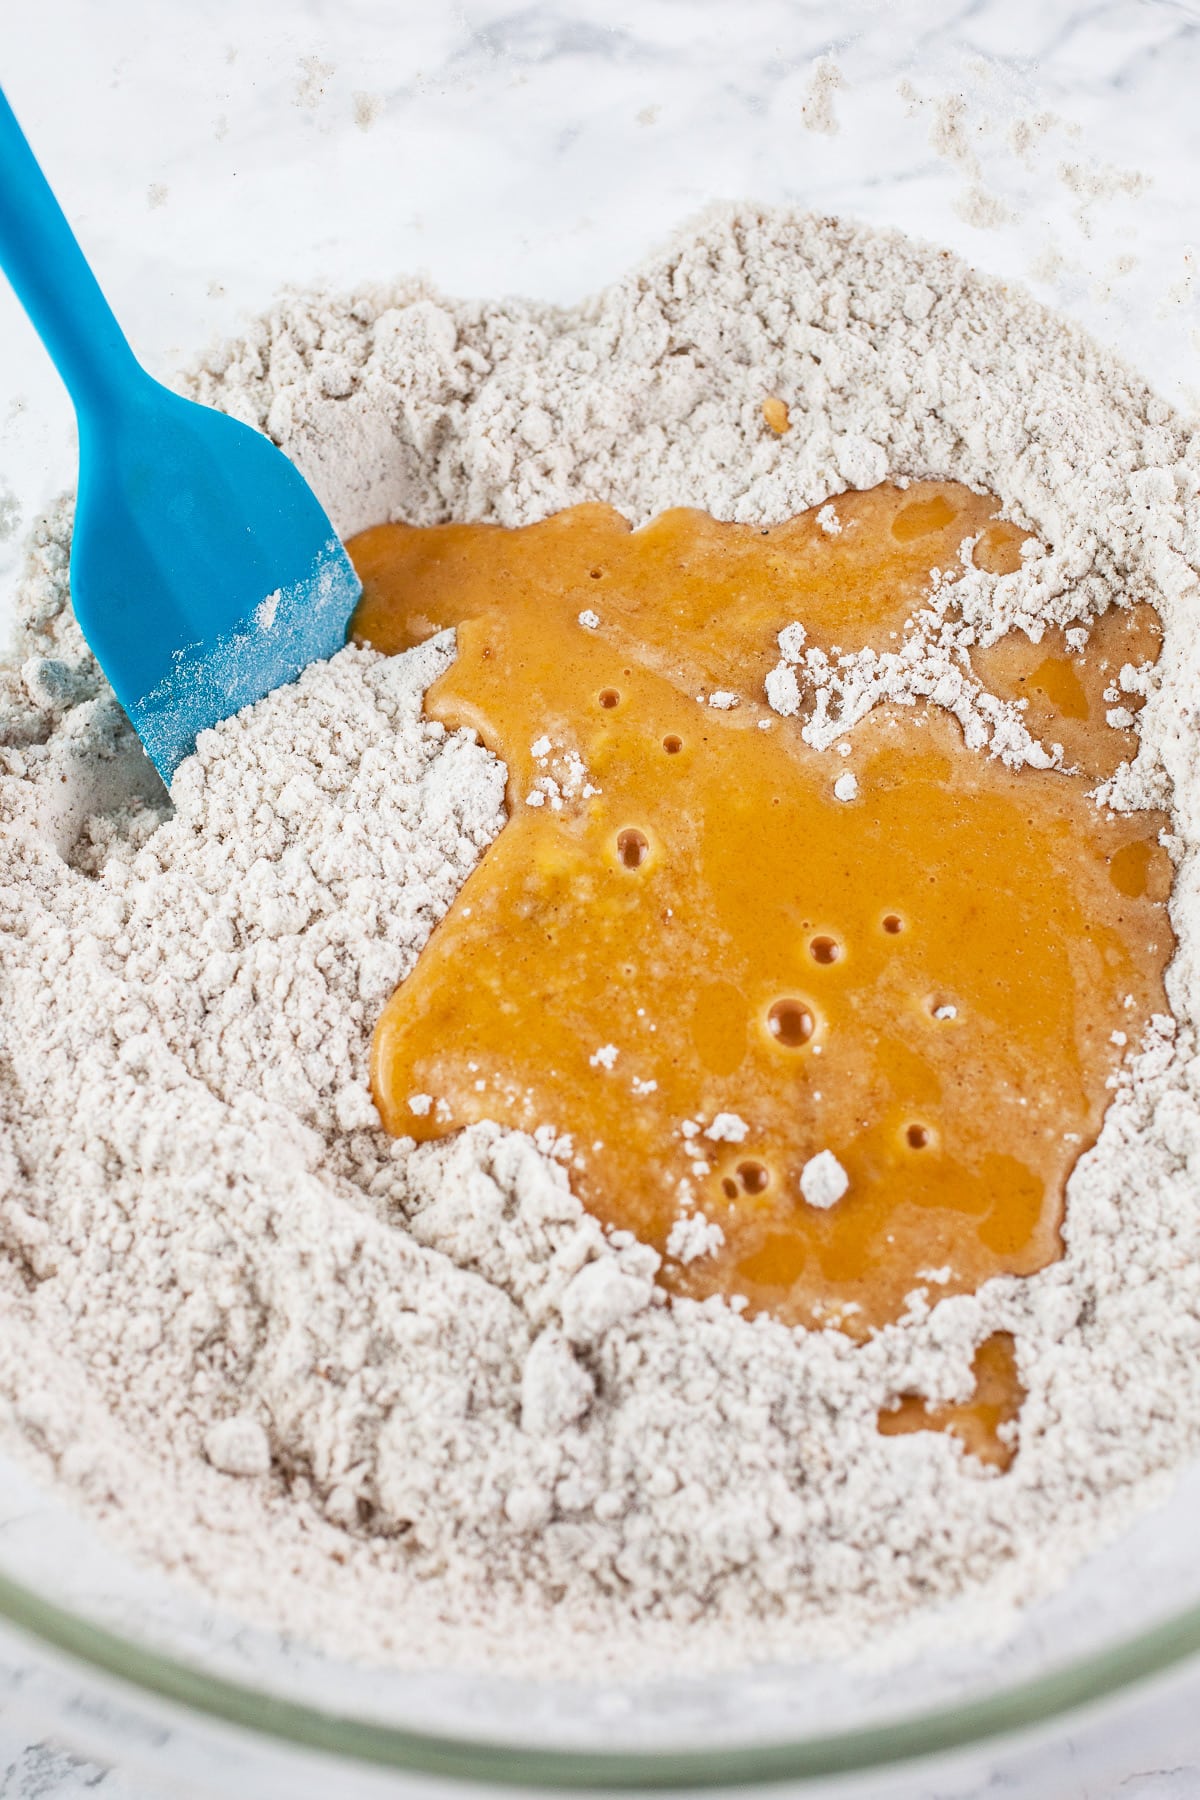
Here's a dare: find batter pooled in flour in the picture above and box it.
[1,207,1200,1680]
[351,485,1171,1351]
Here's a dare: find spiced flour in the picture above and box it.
[3,206,1200,1676]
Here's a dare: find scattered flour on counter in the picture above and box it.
[800,56,845,138]
[4,205,1200,1678]
[897,83,1016,233]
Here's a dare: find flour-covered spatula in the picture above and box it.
[0,87,360,781]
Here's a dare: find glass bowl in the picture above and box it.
[2,0,1199,1790]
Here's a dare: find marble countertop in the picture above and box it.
[7,1651,1200,1799]
[4,0,1200,1793]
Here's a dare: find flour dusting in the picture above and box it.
[3,206,1200,1676]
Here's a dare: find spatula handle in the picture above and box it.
[0,86,145,418]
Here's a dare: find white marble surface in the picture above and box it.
[9,1650,1200,1800]
[5,0,1200,1793]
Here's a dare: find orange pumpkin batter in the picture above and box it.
[878,1331,1025,1470]
[348,482,1171,1415]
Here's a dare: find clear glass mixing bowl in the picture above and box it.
[2,0,1199,1790]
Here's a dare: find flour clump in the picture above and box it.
[800,1151,850,1210]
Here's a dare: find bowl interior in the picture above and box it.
[2,0,1199,1785]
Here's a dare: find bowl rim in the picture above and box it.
[3,1563,1199,1786]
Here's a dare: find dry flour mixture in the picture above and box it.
[2,206,1200,1675]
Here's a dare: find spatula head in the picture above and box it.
[70,376,361,781]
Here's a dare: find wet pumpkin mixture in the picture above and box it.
[348,480,1172,1465]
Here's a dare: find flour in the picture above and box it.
[800,1151,850,1211]
[898,82,1016,232]
[799,57,844,138]
[4,205,1200,1678]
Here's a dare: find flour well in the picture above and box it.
[3,206,1200,1676]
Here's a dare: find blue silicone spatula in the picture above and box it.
[0,87,360,781]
